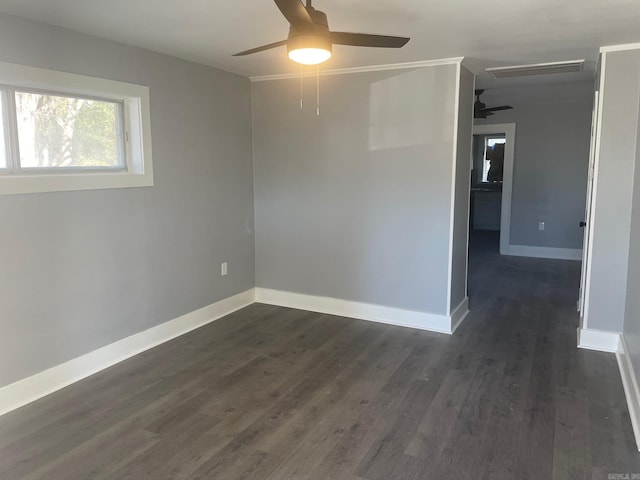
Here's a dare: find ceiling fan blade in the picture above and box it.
[232,40,288,56]
[274,0,314,27]
[482,105,513,113]
[330,32,410,48]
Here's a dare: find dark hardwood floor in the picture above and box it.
[1,231,638,479]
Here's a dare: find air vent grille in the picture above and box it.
[486,60,585,79]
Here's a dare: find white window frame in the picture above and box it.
[0,61,153,195]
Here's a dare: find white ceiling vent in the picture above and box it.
[486,60,585,79]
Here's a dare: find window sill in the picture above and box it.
[0,170,154,196]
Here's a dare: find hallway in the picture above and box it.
[467,229,638,477]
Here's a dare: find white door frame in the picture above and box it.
[578,91,599,316]
[578,90,600,318]
[472,123,516,255]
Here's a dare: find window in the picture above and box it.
[0,61,153,195]
[14,90,125,170]
[481,137,505,183]
[0,93,7,170]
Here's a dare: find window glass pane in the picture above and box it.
[0,93,7,169]
[15,91,123,169]
[482,137,506,183]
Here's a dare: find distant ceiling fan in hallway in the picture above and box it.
[232,0,411,66]
[474,90,513,119]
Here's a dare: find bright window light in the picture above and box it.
[15,91,125,170]
[0,93,7,170]
[482,137,506,183]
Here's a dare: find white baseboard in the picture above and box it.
[473,224,500,232]
[255,288,464,335]
[504,244,583,261]
[450,297,469,334]
[577,327,621,353]
[617,335,640,451]
[0,288,470,418]
[0,288,256,417]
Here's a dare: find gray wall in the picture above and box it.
[0,14,255,387]
[623,96,640,398]
[450,66,474,311]
[476,89,593,250]
[587,49,640,332]
[252,64,459,315]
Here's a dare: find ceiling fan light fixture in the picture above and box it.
[287,35,332,65]
[232,1,410,64]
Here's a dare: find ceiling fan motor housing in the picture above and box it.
[287,8,332,55]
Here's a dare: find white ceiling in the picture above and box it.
[0,0,639,88]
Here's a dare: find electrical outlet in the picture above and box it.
[538,222,545,231]
[221,262,228,276]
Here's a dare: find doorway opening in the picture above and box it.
[469,134,505,256]
[469,123,516,259]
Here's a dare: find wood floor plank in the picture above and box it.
[262,328,416,479]
[584,352,639,478]
[184,325,385,479]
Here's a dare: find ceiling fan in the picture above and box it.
[232,0,410,65]
[474,90,513,119]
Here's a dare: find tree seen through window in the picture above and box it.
[15,91,123,169]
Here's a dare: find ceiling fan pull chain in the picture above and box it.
[316,64,320,116]
[300,64,304,110]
